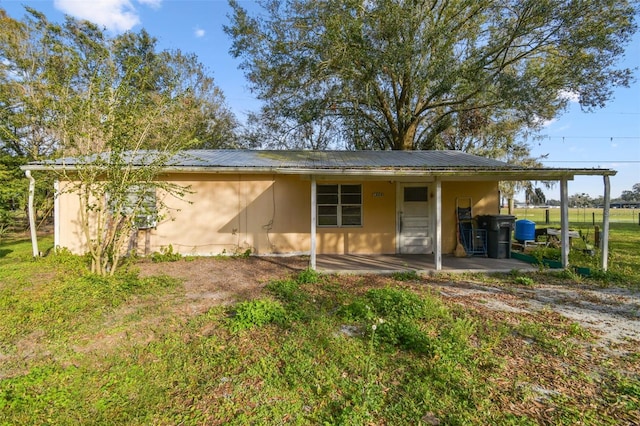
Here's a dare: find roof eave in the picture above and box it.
[20,164,617,180]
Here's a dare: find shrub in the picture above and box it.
[530,246,561,263]
[338,288,448,355]
[337,299,376,322]
[229,299,287,332]
[375,319,433,354]
[266,278,306,303]
[151,245,182,263]
[296,268,320,284]
[513,276,535,286]
[365,287,427,320]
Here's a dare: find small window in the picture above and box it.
[317,184,362,227]
[131,187,158,229]
[108,185,158,229]
[404,186,428,202]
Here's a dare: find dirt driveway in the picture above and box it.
[433,280,640,345]
[139,256,640,347]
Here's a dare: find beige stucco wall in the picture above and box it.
[147,174,312,256]
[57,182,90,254]
[56,174,498,257]
[153,176,397,255]
[441,181,500,253]
[316,180,396,254]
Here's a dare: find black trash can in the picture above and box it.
[476,215,516,259]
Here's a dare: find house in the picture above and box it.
[22,150,616,271]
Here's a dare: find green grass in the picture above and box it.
[1,236,639,425]
[502,208,640,288]
[505,207,640,224]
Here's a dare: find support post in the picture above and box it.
[25,170,40,257]
[601,175,611,271]
[560,178,570,268]
[434,178,442,271]
[310,176,317,270]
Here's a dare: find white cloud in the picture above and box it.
[558,89,580,103]
[194,26,206,38]
[541,118,555,128]
[532,115,555,128]
[138,0,162,8]
[54,0,162,32]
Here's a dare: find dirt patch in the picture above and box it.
[434,280,640,345]
[138,256,639,348]
[137,256,308,313]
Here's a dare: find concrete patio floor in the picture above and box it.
[316,253,537,274]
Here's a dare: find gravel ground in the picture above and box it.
[434,280,640,345]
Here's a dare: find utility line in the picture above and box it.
[537,136,640,140]
[541,161,640,163]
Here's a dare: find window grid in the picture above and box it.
[317,184,362,227]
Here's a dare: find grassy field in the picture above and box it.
[0,234,639,425]
[500,207,640,285]
[504,206,640,225]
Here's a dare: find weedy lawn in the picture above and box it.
[0,236,638,425]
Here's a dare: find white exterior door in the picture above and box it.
[398,184,432,254]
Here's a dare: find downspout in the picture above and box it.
[601,175,611,271]
[25,170,40,257]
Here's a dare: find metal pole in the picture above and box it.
[601,175,611,271]
[434,178,442,271]
[560,178,570,268]
[310,176,317,270]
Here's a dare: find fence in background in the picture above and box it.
[501,207,640,225]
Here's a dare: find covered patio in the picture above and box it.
[317,253,537,275]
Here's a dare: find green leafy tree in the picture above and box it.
[569,193,592,208]
[226,0,636,153]
[242,107,342,150]
[1,8,237,274]
[0,153,26,228]
[525,187,547,206]
[620,183,640,202]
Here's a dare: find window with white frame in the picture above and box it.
[107,185,158,229]
[317,184,362,227]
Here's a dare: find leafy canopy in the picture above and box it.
[226,0,637,152]
[0,7,239,273]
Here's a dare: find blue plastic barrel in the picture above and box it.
[515,219,536,242]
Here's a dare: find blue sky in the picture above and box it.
[2,0,639,200]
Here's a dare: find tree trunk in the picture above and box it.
[394,122,418,150]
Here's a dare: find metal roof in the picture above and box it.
[170,149,513,169]
[22,149,616,179]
